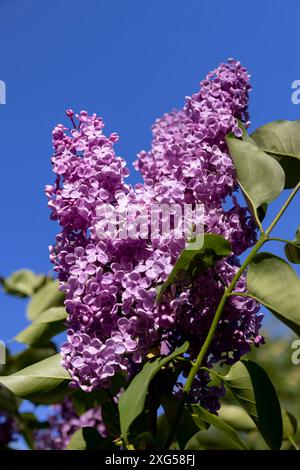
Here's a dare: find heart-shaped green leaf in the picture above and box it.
[247,252,300,335]
[251,120,300,189]
[226,133,285,226]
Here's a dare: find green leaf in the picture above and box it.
[133,432,155,450]
[160,396,201,450]
[247,252,300,335]
[226,133,285,226]
[118,341,189,442]
[222,360,283,450]
[285,226,300,264]
[66,427,103,450]
[72,389,108,416]
[0,385,19,413]
[27,281,65,320]
[282,410,297,440]
[2,270,46,297]
[251,120,300,189]
[190,404,248,450]
[19,412,48,430]
[102,399,121,439]
[15,307,67,346]
[0,353,71,403]
[9,345,57,374]
[218,404,256,432]
[157,234,231,301]
[285,243,300,264]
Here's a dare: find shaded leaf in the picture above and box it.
[0,385,19,413]
[285,226,300,264]
[66,427,103,450]
[133,432,155,450]
[157,234,231,301]
[72,389,108,416]
[18,412,48,449]
[160,395,200,449]
[247,252,300,335]
[9,345,57,374]
[118,342,189,442]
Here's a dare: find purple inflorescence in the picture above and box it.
[0,411,18,447]
[35,398,107,450]
[46,59,264,411]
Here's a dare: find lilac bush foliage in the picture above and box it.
[35,398,106,450]
[46,59,264,410]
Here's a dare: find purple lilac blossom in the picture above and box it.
[46,59,263,411]
[0,411,18,447]
[35,398,106,450]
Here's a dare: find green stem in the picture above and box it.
[165,183,300,449]
[267,237,292,244]
[182,235,266,396]
[256,216,265,236]
[288,435,299,451]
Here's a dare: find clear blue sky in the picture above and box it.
[0,0,299,349]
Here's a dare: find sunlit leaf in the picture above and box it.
[222,360,283,450]
[190,404,248,450]
[247,252,300,335]
[0,354,71,403]
[251,120,300,188]
[27,281,65,320]
[15,307,67,346]
[218,404,256,432]
[282,410,297,441]
[226,133,285,226]
[2,270,46,297]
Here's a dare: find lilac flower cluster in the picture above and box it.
[47,59,264,409]
[0,411,18,448]
[35,398,106,450]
